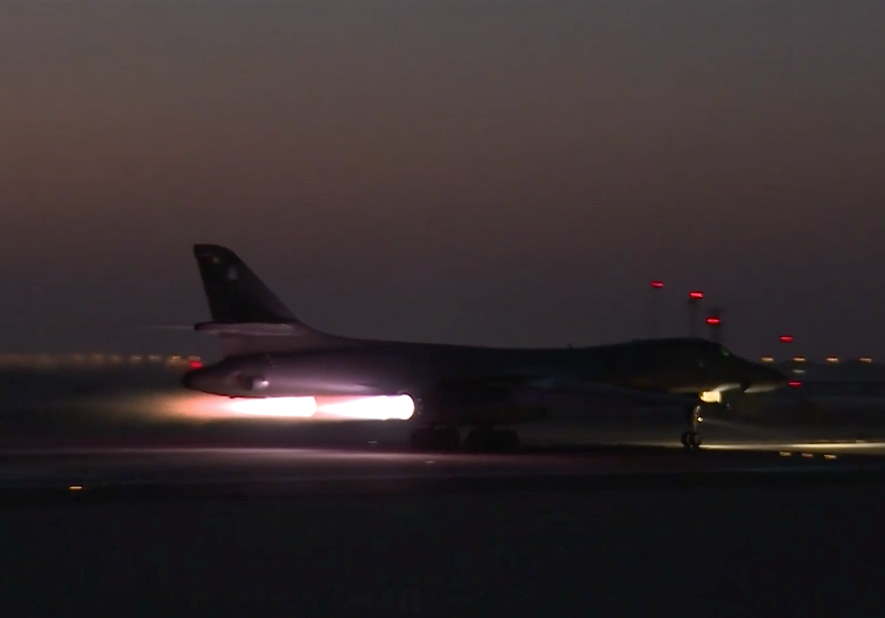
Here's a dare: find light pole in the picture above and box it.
[779,334,793,358]
[687,291,704,337]
[779,334,801,385]
[649,280,664,338]
[705,308,722,344]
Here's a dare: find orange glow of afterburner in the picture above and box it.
[133,392,318,420]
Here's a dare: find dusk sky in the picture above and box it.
[1,1,884,358]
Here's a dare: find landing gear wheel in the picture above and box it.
[680,430,702,450]
[464,428,520,453]
[464,429,485,452]
[434,426,460,450]
[409,428,432,450]
[495,430,520,452]
[409,426,460,451]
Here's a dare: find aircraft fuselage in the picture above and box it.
[182,337,787,403]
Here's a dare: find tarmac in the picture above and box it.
[3,378,885,616]
[2,442,884,617]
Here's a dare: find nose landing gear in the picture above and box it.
[681,404,703,450]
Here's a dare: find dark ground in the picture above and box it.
[2,480,884,617]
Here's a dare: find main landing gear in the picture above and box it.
[408,426,520,452]
[680,404,703,451]
[409,426,460,451]
[464,427,520,453]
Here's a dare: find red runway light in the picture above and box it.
[788,381,801,388]
[705,316,721,326]
[688,291,704,300]
[779,335,793,343]
[650,280,664,289]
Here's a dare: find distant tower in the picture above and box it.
[687,291,704,337]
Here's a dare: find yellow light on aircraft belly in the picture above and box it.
[699,390,722,404]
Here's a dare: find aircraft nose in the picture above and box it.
[739,360,790,393]
[756,363,790,390]
[765,364,790,385]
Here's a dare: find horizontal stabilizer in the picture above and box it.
[144,324,198,331]
[194,322,303,337]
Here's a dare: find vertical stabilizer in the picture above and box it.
[191,244,349,356]
[193,244,297,324]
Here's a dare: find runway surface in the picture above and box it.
[7,372,885,614]
[4,375,885,506]
[3,444,885,617]
[4,415,885,615]
[2,441,885,508]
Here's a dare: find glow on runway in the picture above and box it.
[699,440,885,455]
[0,443,875,492]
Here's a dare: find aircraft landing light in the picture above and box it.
[699,390,722,404]
[68,485,84,491]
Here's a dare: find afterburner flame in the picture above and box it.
[130,391,414,422]
[316,395,415,420]
[226,396,317,417]
[127,392,318,420]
